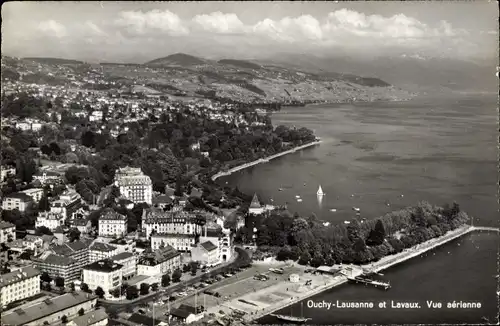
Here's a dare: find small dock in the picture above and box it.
[348,276,391,290]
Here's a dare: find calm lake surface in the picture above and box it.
[217,94,499,324]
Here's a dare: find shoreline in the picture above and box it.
[211,140,322,181]
[238,225,498,322]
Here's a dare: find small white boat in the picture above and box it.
[344,220,350,224]
[295,195,301,198]
[352,207,360,212]
[330,208,337,212]
[297,198,303,202]
[323,222,330,226]
[317,185,324,196]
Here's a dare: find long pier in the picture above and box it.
[211,140,322,181]
[347,276,391,290]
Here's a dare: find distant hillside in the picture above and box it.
[145,53,207,67]
[218,59,262,70]
[23,57,84,65]
[100,62,143,67]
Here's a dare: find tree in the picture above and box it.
[81,130,96,148]
[140,283,150,295]
[189,261,199,275]
[78,308,85,316]
[161,274,171,287]
[69,282,75,292]
[174,176,184,197]
[125,285,139,300]
[110,287,121,298]
[54,276,64,288]
[172,268,182,283]
[94,286,105,298]
[298,251,311,265]
[38,194,50,212]
[35,226,53,236]
[366,220,386,246]
[41,272,52,283]
[276,247,291,261]
[151,283,159,292]
[182,264,191,273]
[80,282,89,292]
[67,228,81,242]
[61,315,68,324]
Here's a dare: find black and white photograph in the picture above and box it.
[0,1,498,326]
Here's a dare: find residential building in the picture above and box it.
[152,194,173,210]
[0,220,16,244]
[82,260,123,296]
[33,171,62,185]
[98,209,127,237]
[20,188,44,203]
[110,251,136,280]
[114,166,153,204]
[108,238,136,253]
[137,245,181,277]
[141,208,204,239]
[1,166,16,181]
[169,304,204,324]
[36,211,65,231]
[0,266,41,308]
[200,225,233,262]
[89,242,119,263]
[69,218,92,234]
[2,192,33,212]
[151,233,197,253]
[50,190,83,220]
[190,241,219,266]
[67,309,109,326]
[32,252,80,281]
[50,240,91,279]
[17,235,44,253]
[0,292,98,326]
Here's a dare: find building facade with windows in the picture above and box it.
[32,252,81,281]
[98,209,128,237]
[0,266,41,308]
[0,220,16,244]
[36,212,65,231]
[110,251,137,280]
[141,208,204,239]
[20,188,44,203]
[114,166,153,204]
[137,245,181,277]
[89,242,119,264]
[82,260,123,296]
[2,192,33,212]
[190,241,219,266]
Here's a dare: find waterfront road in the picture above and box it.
[101,247,249,315]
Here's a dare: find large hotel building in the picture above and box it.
[114,166,153,205]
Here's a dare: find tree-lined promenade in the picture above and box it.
[239,201,470,267]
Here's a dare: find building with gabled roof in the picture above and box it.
[137,245,181,277]
[67,309,108,326]
[98,208,127,237]
[191,240,219,266]
[89,241,119,263]
[0,266,41,308]
[82,259,123,295]
[0,220,16,244]
[114,166,152,204]
[2,192,33,212]
[0,292,98,326]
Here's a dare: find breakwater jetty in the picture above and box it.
[242,225,498,322]
[211,140,322,181]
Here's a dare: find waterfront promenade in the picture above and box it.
[211,140,322,181]
[210,225,498,322]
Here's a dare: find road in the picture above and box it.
[101,247,250,315]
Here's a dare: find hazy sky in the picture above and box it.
[2,1,498,63]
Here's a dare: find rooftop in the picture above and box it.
[128,313,163,326]
[99,208,127,221]
[51,240,90,256]
[1,292,97,326]
[0,266,41,289]
[249,193,262,209]
[33,252,77,266]
[110,251,135,261]
[200,241,218,252]
[67,309,108,326]
[4,192,33,201]
[89,242,118,252]
[138,245,180,266]
[0,220,15,229]
[83,259,123,273]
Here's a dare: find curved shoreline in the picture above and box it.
[238,225,499,322]
[211,140,322,181]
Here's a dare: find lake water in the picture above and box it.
[217,94,499,324]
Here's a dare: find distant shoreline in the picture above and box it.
[211,140,322,181]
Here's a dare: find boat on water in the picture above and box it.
[295,195,301,198]
[271,302,311,324]
[344,220,351,224]
[270,314,311,323]
[297,198,303,202]
[330,208,337,212]
[352,207,360,212]
[317,185,324,196]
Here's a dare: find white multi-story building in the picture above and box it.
[82,260,123,296]
[98,209,128,237]
[50,190,83,220]
[200,225,233,263]
[0,166,16,182]
[114,166,152,204]
[151,233,197,253]
[110,252,137,280]
[0,266,41,308]
[2,192,33,212]
[89,110,103,122]
[141,208,203,239]
[190,241,219,267]
[137,245,181,277]
[0,220,16,244]
[89,242,119,263]
[20,188,44,203]
[36,212,65,231]
[33,171,62,185]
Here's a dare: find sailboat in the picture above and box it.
[271,302,311,323]
[317,185,324,196]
